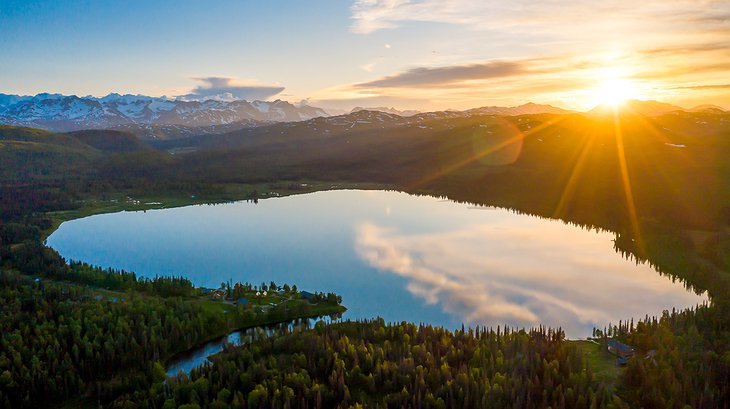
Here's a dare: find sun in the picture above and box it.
[594,78,636,108]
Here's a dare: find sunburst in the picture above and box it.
[593,78,637,108]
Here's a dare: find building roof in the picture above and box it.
[607,339,635,357]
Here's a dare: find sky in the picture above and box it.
[1,0,729,111]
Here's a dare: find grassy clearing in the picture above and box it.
[570,340,622,390]
[198,299,235,315]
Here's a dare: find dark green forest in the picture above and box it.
[154,320,622,409]
[1,108,730,408]
[0,200,343,408]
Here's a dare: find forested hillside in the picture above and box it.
[1,108,729,407]
[151,320,623,409]
[0,195,343,408]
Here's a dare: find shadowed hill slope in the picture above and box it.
[66,129,151,153]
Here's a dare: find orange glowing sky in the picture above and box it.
[1,0,729,111]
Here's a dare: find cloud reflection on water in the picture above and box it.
[355,221,706,337]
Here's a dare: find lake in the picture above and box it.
[47,189,706,338]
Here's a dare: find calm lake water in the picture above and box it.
[165,316,337,376]
[48,190,706,338]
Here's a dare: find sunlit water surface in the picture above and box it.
[47,190,706,338]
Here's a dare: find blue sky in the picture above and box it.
[1,0,729,110]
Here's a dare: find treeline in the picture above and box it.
[0,191,344,408]
[4,233,196,297]
[620,304,730,408]
[0,185,79,222]
[220,280,342,305]
[134,320,625,409]
[119,306,730,409]
[0,269,227,409]
[1,117,730,407]
[0,224,343,408]
[67,261,196,297]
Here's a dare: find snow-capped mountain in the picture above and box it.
[0,93,330,134]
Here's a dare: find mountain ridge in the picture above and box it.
[1,93,724,142]
[0,93,330,136]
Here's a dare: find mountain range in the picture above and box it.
[350,106,421,116]
[0,93,725,141]
[0,93,329,138]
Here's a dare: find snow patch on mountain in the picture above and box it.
[0,93,331,132]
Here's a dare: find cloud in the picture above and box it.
[361,62,376,72]
[672,84,730,90]
[350,0,730,35]
[639,43,730,56]
[350,0,489,34]
[311,94,428,112]
[356,61,526,88]
[355,223,541,325]
[338,1,730,110]
[178,77,284,101]
[354,221,705,336]
[350,0,409,34]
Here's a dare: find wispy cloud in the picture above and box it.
[673,84,730,90]
[361,62,377,72]
[639,43,730,56]
[350,0,730,36]
[356,61,525,88]
[311,94,427,113]
[178,77,284,101]
[350,0,491,34]
[316,0,730,110]
[319,55,596,109]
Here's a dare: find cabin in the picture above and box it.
[607,339,635,365]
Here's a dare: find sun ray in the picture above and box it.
[407,124,524,190]
[622,111,696,227]
[551,127,598,219]
[408,115,569,190]
[612,111,645,256]
[590,73,642,109]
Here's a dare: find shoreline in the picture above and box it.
[42,180,393,241]
[165,311,343,376]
